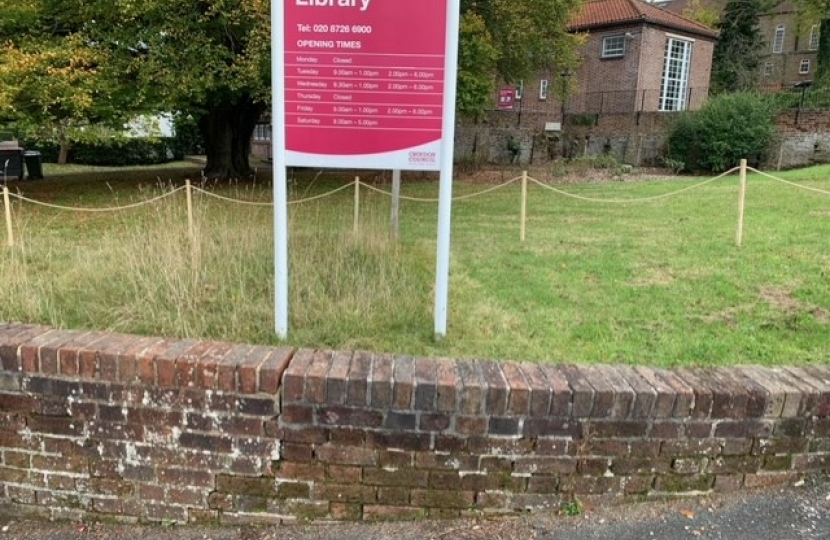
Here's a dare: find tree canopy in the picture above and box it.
[711,0,765,93]
[1,0,583,174]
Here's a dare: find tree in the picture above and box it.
[458,0,583,118]
[80,0,271,178]
[711,0,765,94]
[0,2,128,163]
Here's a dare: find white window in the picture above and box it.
[539,79,549,100]
[800,59,810,74]
[602,35,626,58]
[516,80,523,101]
[810,24,820,51]
[253,124,271,141]
[764,62,773,76]
[659,38,692,112]
[773,24,785,53]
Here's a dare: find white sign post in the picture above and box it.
[273,0,460,339]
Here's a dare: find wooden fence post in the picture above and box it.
[520,170,528,243]
[3,186,13,248]
[736,159,747,248]
[186,180,194,243]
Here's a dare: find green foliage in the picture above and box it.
[711,0,764,94]
[667,92,776,172]
[561,499,583,516]
[683,0,720,28]
[457,12,499,118]
[24,138,180,166]
[458,0,583,118]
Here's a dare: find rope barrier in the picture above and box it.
[358,176,521,202]
[526,167,740,203]
[190,186,273,207]
[747,167,830,196]
[288,182,355,205]
[8,186,186,212]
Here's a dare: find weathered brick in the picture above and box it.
[215,417,264,437]
[561,475,620,495]
[158,468,214,489]
[259,347,294,395]
[326,465,361,483]
[420,413,451,432]
[314,483,377,503]
[391,356,415,410]
[369,353,393,409]
[410,489,474,509]
[792,454,830,471]
[276,481,310,499]
[714,474,743,491]
[654,474,713,493]
[527,475,559,494]
[654,368,695,417]
[455,416,487,436]
[92,497,123,514]
[304,350,333,404]
[315,445,377,466]
[281,443,314,462]
[330,428,365,446]
[319,405,382,428]
[651,421,683,439]
[722,438,753,455]
[623,475,654,494]
[612,458,670,475]
[281,427,327,444]
[714,420,772,439]
[364,505,425,521]
[57,332,108,377]
[435,359,460,413]
[587,420,648,438]
[523,417,582,438]
[633,367,677,418]
[489,416,521,436]
[384,411,417,430]
[22,331,79,374]
[282,349,314,403]
[456,360,485,415]
[347,351,372,407]
[580,365,615,418]
[28,416,84,437]
[377,487,410,505]
[479,360,509,415]
[596,366,635,419]
[413,357,437,411]
[661,439,721,457]
[708,455,763,474]
[616,365,657,418]
[330,502,362,520]
[500,362,530,416]
[378,450,413,468]
[237,397,277,416]
[215,343,252,392]
[0,326,52,371]
[514,457,576,475]
[763,454,793,471]
[415,452,477,471]
[519,363,552,417]
[208,492,234,510]
[744,471,799,488]
[753,437,809,455]
[537,439,571,455]
[365,468,428,487]
[774,418,807,438]
[236,345,272,394]
[578,458,611,475]
[216,475,275,497]
[559,365,594,417]
[673,369,713,418]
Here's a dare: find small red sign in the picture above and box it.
[498,88,516,110]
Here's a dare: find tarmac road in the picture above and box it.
[1,475,828,540]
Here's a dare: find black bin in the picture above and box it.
[24,151,43,180]
[0,148,24,181]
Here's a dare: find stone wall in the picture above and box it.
[2,324,830,524]
[456,110,830,169]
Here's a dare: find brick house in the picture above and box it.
[660,0,819,91]
[567,0,718,113]
[493,0,717,130]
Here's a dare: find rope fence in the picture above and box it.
[2,160,828,249]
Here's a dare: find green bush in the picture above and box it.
[666,92,776,173]
[71,138,177,166]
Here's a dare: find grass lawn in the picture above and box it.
[1,161,829,366]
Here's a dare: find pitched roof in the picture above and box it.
[568,0,719,39]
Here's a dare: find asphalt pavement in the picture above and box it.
[1,475,829,540]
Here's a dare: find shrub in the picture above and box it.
[666,92,776,172]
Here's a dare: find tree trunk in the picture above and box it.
[198,97,266,179]
[817,19,830,87]
[57,134,71,165]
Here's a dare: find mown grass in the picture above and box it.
[1,162,829,366]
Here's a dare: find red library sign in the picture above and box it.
[281,0,452,170]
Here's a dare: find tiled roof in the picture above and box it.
[569,0,719,38]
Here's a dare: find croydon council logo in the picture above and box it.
[408,151,437,165]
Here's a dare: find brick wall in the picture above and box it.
[3,324,830,524]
